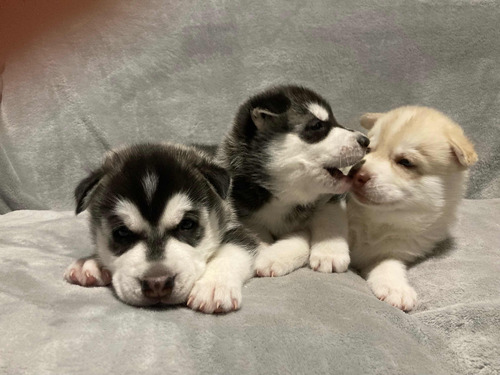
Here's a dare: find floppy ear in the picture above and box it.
[250,92,291,130]
[74,168,106,214]
[360,112,384,130]
[448,130,478,168]
[198,163,231,200]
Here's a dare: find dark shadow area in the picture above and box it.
[408,237,456,268]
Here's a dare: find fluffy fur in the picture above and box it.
[217,85,369,277]
[64,143,257,314]
[348,106,477,311]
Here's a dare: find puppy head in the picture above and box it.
[350,106,477,208]
[75,143,230,306]
[233,85,369,198]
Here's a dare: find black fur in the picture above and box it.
[76,143,250,259]
[219,85,345,220]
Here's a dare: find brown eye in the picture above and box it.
[397,158,414,168]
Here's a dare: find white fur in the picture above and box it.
[267,128,364,201]
[251,126,366,277]
[159,193,193,229]
[188,243,254,313]
[142,172,159,203]
[366,260,417,311]
[114,199,149,233]
[348,106,475,311]
[254,230,310,277]
[95,208,221,307]
[309,201,350,273]
[308,103,329,121]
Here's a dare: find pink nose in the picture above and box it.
[353,171,371,187]
[141,276,175,298]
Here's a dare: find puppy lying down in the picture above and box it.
[347,106,477,311]
[65,143,257,314]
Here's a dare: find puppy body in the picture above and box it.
[65,143,257,313]
[218,85,369,276]
[348,106,477,311]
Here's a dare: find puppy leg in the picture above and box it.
[63,255,112,287]
[254,230,310,277]
[309,201,350,273]
[366,259,417,311]
[187,244,253,314]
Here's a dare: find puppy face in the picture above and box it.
[249,86,369,197]
[350,106,477,208]
[76,144,230,306]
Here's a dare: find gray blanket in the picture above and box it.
[1,200,499,374]
[0,1,499,374]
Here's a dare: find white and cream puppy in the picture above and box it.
[347,106,477,311]
[64,143,257,314]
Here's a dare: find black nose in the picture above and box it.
[357,135,370,148]
[141,276,175,298]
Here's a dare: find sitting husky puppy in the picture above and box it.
[64,143,257,313]
[217,85,369,277]
[348,106,477,311]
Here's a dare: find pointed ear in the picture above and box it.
[250,107,281,130]
[198,163,231,200]
[360,112,384,130]
[448,130,478,168]
[74,168,106,214]
[250,91,291,130]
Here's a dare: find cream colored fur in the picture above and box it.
[348,106,477,311]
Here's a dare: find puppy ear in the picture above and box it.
[251,107,281,130]
[198,163,231,200]
[74,168,106,214]
[360,113,384,130]
[250,92,291,130]
[448,130,478,168]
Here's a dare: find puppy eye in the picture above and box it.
[366,147,372,154]
[112,225,135,242]
[307,121,324,131]
[397,158,414,168]
[178,218,198,231]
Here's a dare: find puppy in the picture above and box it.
[347,106,477,311]
[64,143,257,313]
[217,85,369,277]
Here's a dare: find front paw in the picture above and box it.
[254,250,294,277]
[187,276,241,314]
[63,257,111,287]
[309,244,350,273]
[369,280,418,312]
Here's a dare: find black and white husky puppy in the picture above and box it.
[64,143,257,314]
[217,85,369,277]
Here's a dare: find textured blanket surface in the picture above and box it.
[0,0,499,212]
[1,199,499,375]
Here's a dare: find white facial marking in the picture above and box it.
[142,172,159,203]
[308,103,329,121]
[114,199,148,232]
[160,193,194,229]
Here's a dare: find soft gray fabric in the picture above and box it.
[1,199,498,374]
[1,0,499,212]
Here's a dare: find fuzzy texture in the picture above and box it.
[348,107,477,311]
[1,0,499,212]
[0,199,499,374]
[64,143,257,312]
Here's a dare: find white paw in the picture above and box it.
[187,276,241,314]
[254,250,297,277]
[63,257,111,287]
[369,280,418,311]
[309,244,350,273]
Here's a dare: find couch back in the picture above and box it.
[1,0,499,213]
